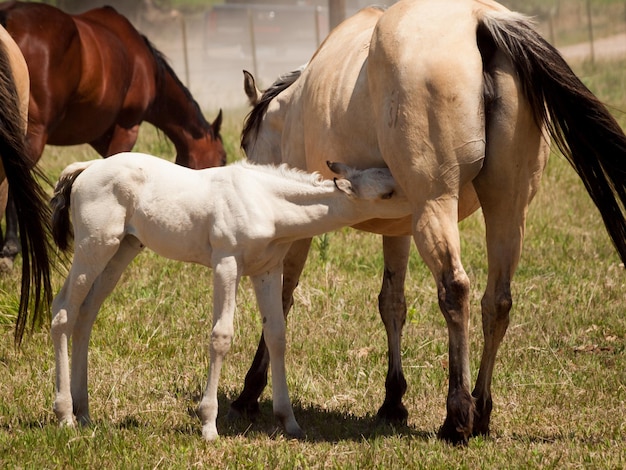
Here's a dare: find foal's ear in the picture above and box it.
[333,178,355,197]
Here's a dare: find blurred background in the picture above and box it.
[36,0,626,111]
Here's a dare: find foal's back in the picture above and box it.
[70,154,214,263]
[68,154,313,266]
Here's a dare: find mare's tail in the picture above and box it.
[50,161,95,252]
[478,10,626,264]
[0,41,54,344]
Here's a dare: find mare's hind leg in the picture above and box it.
[0,126,47,270]
[471,54,549,436]
[376,235,411,423]
[70,236,144,424]
[0,193,19,270]
[411,201,475,445]
[229,238,312,419]
[0,179,8,271]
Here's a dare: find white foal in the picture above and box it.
[49,152,410,441]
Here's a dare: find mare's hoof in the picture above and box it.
[437,417,471,446]
[225,406,246,422]
[376,401,409,425]
[228,399,261,421]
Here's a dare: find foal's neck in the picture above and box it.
[269,183,387,241]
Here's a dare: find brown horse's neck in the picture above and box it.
[146,60,225,169]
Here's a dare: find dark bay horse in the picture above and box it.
[236,1,626,444]
[0,23,53,344]
[0,1,226,267]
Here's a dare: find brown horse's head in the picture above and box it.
[182,108,226,169]
[144,37,227,169]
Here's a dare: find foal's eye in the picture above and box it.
[382,191,394,200]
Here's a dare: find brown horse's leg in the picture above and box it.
[470,53,549,437]
[376,235,411,424]
[90,124,140,157]
[229,237,313,419]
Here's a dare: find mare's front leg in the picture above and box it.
[229,238,312,419]
[376,235,412,424]
[251,265,303,438]
[197,256,241,441]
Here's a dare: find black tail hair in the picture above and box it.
[480,11,626,264]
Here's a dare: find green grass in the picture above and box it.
[1,60,625,468]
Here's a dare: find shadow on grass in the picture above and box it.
[174,391,433,443]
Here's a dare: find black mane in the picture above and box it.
[241,68,303,149]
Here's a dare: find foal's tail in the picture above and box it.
[479,11,626,265]
[51,161,95,252]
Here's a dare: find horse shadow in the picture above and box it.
[174,391,432,443]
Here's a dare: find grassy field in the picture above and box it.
[1,58,625,468]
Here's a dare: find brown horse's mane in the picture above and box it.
[240,67,303,148]
[141,35,213,135]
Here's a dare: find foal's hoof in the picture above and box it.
[285,423,305,440]
[57,417,76,428]
[202,424,219,442]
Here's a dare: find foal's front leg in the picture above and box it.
[229,238,312,418]
[251,266,304,439]
[197,256,240,441]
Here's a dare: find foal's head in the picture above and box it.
[328,161,404,202]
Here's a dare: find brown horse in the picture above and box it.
[0,23,53,344]
[236,1,626,444]
[0,1,226,267]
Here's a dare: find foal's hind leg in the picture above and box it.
[229,238,312,419]
[70,237,144,424]
[51,249,116,426]
[376,235,411,424]
[471,55,549,437]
